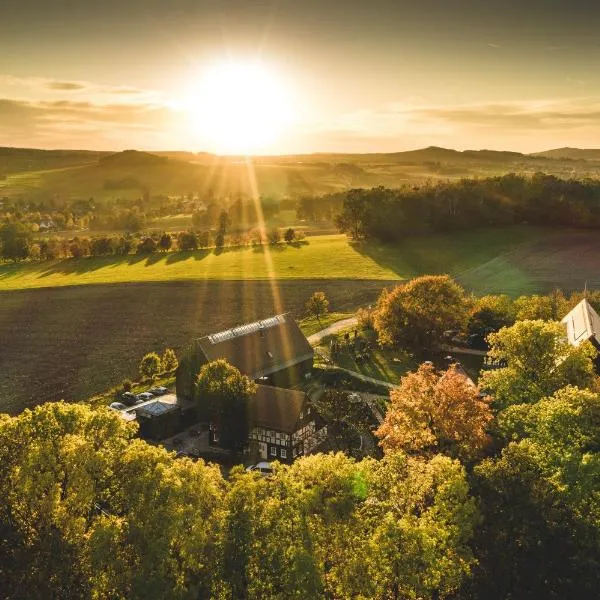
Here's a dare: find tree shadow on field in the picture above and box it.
[165,249,209,265]
[36,255,123,278]
[349,239,419,279]
[143,252,166,267]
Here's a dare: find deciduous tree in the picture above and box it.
[373,275,468,350]
[306,291,329,323]
[195,360,257,451]
[480,319,597,409]
[162,348,178,373]
[139,352,162,380]
[377,362,493,461]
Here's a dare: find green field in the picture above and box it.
[0,227,557,292]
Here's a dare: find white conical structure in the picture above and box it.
[561,299,600,348]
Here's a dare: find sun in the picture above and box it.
[187,61,293,155]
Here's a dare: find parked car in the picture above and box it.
[121,392,138,406]
[246,462,274,477]
[137,392,154,402]
[149,386,168,396]
[109,402,127,411]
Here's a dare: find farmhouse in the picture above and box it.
[176,313,314,401]
[562,298,600,368]
[246,384,327,462]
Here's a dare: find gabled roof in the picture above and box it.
[561,299,600,347]
[248,384,306,433]
[194,313,313,379]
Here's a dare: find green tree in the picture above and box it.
[284,227,296,243]
[335,188,369,239]
[0,222,31,261]
[480,320,597,409]
[513,294,559,321]
[469,294,515,333]
[469,386,600,600]
[195,360,257,451]
[162,348,178,373]
[158,232,172,252]
[0,403,225,600]
[306,291,329,323]
[139,352,162,380]
[373,275,468,350]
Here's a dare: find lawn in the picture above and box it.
[0,227,554,292]
[316,327,484,386]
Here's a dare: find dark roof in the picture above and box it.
[195,313,313,379]
[248,384,306,432]
[562,299,600,347]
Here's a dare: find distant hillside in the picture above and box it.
[0,146,108,176]
[99,150,169,168]
[532,147,600,161]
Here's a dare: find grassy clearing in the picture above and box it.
[317,327,484,386]
[0,227,552,292]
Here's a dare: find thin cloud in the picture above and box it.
[0,74,152,97]
[46,81,87,91]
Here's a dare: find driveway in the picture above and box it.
[307,317,358,345]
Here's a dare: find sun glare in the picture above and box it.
[187,61,293,155]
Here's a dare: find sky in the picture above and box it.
[1,0,600,154]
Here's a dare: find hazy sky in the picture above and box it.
[1,0,599,153]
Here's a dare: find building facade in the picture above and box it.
[247,385,328,463]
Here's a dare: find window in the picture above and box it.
[280,448,287,459]
[270,446,277,457]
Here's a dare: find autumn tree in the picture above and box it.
[139,352,162,380]
[195,360,257,451]
[306,291,330,323]
[377,362,493,461]
[373,275,469,350]
[480,319,597,409]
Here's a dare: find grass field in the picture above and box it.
[0,227,561,292]
[0,279,390,415]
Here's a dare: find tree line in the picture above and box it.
[331,173,600,240]
[0,222,302,262]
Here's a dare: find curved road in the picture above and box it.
[307,317,358,345]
